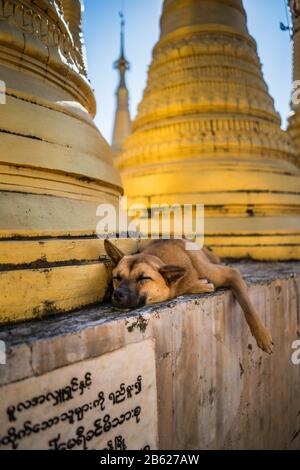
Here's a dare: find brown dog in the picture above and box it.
[104,239,273,354]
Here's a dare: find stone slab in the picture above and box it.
[0,340,158,451]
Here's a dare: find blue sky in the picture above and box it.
[83,0,292,143]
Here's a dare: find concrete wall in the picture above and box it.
[0,262,300,450]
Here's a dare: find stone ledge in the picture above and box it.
[0,261,298,347]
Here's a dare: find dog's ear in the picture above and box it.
[159,265,186,285]
[104,239,124,267]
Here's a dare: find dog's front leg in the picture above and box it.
[187,279,215,294]
[186,249,273,354]
[218,266,274,354]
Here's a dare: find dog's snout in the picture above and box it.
[112,285,146,310]
[113,288,128,303]
[112,287,134,309]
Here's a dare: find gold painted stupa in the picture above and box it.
[0,0,123,323]
[117,0,300,260]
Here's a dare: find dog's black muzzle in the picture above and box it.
[112,285,146,310]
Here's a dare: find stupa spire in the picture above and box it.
[117,0,300,260]
[288,0,300,161]
[112,12,131,156]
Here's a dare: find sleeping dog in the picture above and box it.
[104,238,273,354]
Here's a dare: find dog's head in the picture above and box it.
[104,240,186,310]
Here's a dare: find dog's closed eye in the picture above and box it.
[113,274,122,282]
[137,275,152,283]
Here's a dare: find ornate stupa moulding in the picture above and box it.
[0,0,123,323]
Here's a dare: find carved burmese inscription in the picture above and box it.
[0,339,158,450]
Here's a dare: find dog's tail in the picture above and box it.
[203,246,221,265]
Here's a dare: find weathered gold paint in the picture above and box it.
[0,264,109,324]
[0,0,123,323]
[0,238,142,266]
[0,237,146,324]
[118,0,300,260]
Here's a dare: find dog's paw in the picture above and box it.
[198,279,215,293]
[253,327,274,355]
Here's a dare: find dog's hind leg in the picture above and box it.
[187,250,273,354]
[203,246,221,265]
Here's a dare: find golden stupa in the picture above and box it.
[117,0,300,260]
[0,0,123,323]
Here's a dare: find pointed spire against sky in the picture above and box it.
[112,9,131,155]
[114,11,130,89]
[119,11,125,58]
[288,0,300,156]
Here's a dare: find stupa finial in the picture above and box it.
[112,9,131,155]
[114,10,130,88]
